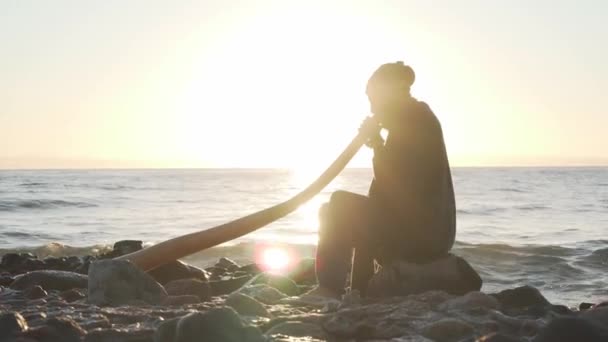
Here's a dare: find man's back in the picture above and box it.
[369,98,456,262]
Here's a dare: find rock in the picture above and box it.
[164,278,211,301]
[206,266,227,279]
[226,292,270,317]
[288,258,316,284]
[84,328,155,342]
[439,291,500,311]
[367,254,482,297]
[265,321,325,339]
[0,312,28,336]
[210,275,253,295]
[477,333,523,341]
[1,252,37,272]
[239,284,287,304]
[60,288,86,302]
[22,317,86,342]
[154,317,180,342]
[0,275,14,286]
[580,306,608,325]
[238,263,263,275]
[88,259,167,306]
[25,285,48,299]
[148,260,209,285]
[174,308,264,342]
[491,286,550,310]
[579,302,595,310]
[421,318,474,341]
[533,316,608,342]
[113,240,144,256]
[216,257,240,270]
[252,273,300,296]
[10,270,88,291]
[163,295,200,306]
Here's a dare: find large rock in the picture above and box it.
[491,286,550,310]
[88,259,167,306]
[164,278,211,301]
[225,292,270,317]
[239,284,287,304]
[252,273,300,296]
[174,308,265,342]
[10,270,88,291]
[421,318,474,341]
[367,254,482,297]
[210,275,253,295]
[148,260,209,285]
[533,316,608,342]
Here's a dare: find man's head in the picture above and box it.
[366,61,415,119]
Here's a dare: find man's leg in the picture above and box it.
[315,191,374,297]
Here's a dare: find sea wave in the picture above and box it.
[0,199,97,211]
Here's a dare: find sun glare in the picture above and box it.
[260,247,290,273]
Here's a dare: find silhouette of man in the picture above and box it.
[308,61,456,299]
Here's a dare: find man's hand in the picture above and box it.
[359,116,384,150]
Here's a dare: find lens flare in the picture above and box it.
[260,247,290,273]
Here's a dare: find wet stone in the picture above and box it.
[163,295,201,306]
[61,288,86,302]
[491,285,550,310]
[88,259,167,306]
[10,270,88,291]
[148,260,209,285]
[22,317,86,342]
[83,328,155,342]
[164,278,211,301]
[252,273,299,296]
[0,312,29,336]
[25,285,48,299]
[226,292,270,317]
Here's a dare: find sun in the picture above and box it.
[260,247,291,273]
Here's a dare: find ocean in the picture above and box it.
[1,168,607,306]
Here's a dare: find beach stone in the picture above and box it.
[0,312,28,336]
[88,259,167,306]
[288,258,316,284]
[10,270,88,291]
[25,285,48,299]
[533,316,608,342]
[216,257,240,271]
[210,275,253,295]
[238,263,263,275]
[226,292,270,317]
[148,260,209,285]
[84,328,155,342]
[421,318,474,341]
[477,333,523,341]
[239,284,287,304]
[367,254,482,297]
[252,273,300,296]
[265,321,325,339]
[0,275,14,286]
[439,291,500,311]
[22,317,86,342]
[580,306,608,325]
[154,317,180,342]
[491,286,550,310]
[1,252,38,272]
[164,278,211,301]
[174,307,264,342]
[113,240,144,256]
[60,288,86,302]
[163,295,201,306]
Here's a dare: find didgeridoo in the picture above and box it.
[116,128,369,272]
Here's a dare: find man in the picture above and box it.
[309,61,456,299]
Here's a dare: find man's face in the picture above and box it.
[367,82,410,120]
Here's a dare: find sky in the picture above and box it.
[1,0,607,169]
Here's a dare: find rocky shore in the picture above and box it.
[1,240,607,341]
